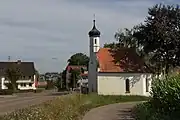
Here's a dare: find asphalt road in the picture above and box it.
[0,90,68,115]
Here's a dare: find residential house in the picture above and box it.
[44,72,60,81]
[65,65,87,89]
[0,60,37,90]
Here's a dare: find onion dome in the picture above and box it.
[88,20,100,37]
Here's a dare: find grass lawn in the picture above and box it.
[0,93,149,120]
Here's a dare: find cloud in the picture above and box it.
[0,0,178,73]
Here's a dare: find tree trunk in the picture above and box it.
[12,83,17,93]
[73,74,76,88]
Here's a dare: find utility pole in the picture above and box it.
[78,61,82,94]
[8,56,11,61]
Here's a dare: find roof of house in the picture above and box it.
[80,73,88,76]
[0,61,35,76]
[96,48,152,73]
[66,65,87,72]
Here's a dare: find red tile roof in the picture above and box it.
[66,65,87,72]
[96,48,152,73]
[80,73,88,76]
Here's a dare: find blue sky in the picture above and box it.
[0,0,179,73]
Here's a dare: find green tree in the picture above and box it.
[61,70,67,90]
[69,69,80,89]
[103,42,117,49]
[66,53,89,90]
[35,70,39,81]
[104,27,145,57]
[68,53,89,66]
[133,4,180,75]
[114,28,138,48]
[5,63,21,92]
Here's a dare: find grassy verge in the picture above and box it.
[0,93,149,120]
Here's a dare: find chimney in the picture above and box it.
[17,60,21,64]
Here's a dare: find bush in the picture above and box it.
[0,94,148,120]
[133,102,173,120]
[46,80,55,90]
[134,75,180,120]
[16,89,34,93]
[34,88,44,93]
[151,75,180,113]
[0,89,13,95]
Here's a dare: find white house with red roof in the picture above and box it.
[96,48,153,96]
[88,18,153,96]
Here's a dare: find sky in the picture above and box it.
[0,0,179,73]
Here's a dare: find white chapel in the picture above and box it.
[87,18,153,96]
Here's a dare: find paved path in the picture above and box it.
[83,102,140,120]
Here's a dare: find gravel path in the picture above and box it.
[83,102,140,120]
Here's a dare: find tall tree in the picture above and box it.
[61,69,67,89]
[114,28,138,48]
[68,53,89,66]
[67,53,89,90]
[104,27,144,57]
[133,4,180,75]
[69,69,80,89]
[35,70,39,81]
[5,63,21,92]
[103,42,117,49]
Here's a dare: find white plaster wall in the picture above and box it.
[1,77,8,89]
[88,58,97,92]
[88,36,99,92]
[1,75,36,90]
[97,73,152,96]
[90,37,100,53]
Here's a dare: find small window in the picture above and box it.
[29,83,32,87]
[94,39,97,44]
[125,79,130,93]
[146,78,149,92]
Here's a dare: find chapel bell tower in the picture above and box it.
[88,16,100,92]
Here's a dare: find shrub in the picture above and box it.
[34,88,44,93]
[151,75,180,113]
[45,80,55,90]
[133,102,173,120]
[134,75,180,120]
[0,89,13,95]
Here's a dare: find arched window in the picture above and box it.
[146,78,149,92]
[94,39,97,44]
[125,79,130,93]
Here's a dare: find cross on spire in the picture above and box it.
[93,14,96,26]
[88,14,100,37]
